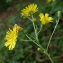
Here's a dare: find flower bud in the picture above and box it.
[57,11,61,18]
[37,48,44,52]
[33,18,36,22]
[17,26,23,31]
[37,48,40,51]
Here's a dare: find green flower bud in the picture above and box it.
[57,11,61,18]
[37,48,40,51]
[37,48,44,52]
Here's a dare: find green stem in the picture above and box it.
[38,24,42,34]
[47,53,53,63]
[44,51,53,63]
[27,34,35,40]
[26,34,45,51]
[32,16,45,51]
[31,15,39,43]
[21,40,32,42]
[27,16,40,47]
[28,15,54,63]
[47,19,59,51]
[26,35,40,47]
[27,16,37,41]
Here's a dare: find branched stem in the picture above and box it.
[26,35,40,47]
[27,15,55,63]
[38,24,42,34]
[43,50,53,63]
[46,53,53,63]
[31,15,39,43]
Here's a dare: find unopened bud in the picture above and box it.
[57,11,61,18]
[37,48,44,52]
[33,18,36,22]
[37,48,40,51]
[17,26,23,31]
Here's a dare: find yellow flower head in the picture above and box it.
[47,0,52,3]
[4,24,23,50]
[47,0,56,3]
[39,13,53,25]
[21,4,38,17]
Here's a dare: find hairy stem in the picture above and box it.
[44,50,53,63]
[47,19,59,51]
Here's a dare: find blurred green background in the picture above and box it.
[0,0,63,63]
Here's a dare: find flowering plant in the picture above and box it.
[4,2,61,63]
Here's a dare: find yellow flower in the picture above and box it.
[39,13,53,25]
[47,0,56,3]
[47,0,52,3]
[4,24,23,50]
[21,4,38,17]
